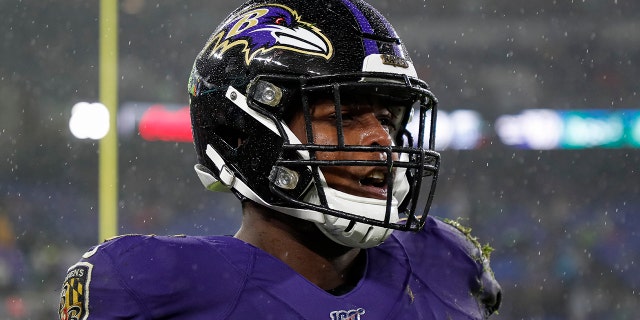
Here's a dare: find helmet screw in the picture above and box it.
[230,91,237,100]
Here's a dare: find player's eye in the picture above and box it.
[378,116,395,134]
[340,112,355,121]
[274,17,285,25]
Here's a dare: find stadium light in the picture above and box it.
[69,102,110,140]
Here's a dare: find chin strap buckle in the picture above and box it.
[218,164,235,187]
[192,144,236,192]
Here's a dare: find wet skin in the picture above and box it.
[288,96,401,200]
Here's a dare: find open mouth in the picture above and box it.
[356,169,392,200]
[320,167,393,200]
[359,171,388,188]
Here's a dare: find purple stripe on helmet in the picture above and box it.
[340,0,379,55]
[359,1,403,56]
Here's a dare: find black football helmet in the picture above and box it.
[189,0,440,248]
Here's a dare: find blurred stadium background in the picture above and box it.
[1,0,639,319]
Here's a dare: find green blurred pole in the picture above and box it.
[99,0,118,242]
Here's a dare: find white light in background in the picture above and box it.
[496,109,563,149]
[406,109,450,150]
[520,109,563,149]
[406,109,484,150]
[432,111,452,150]
[449,110,483,149]
[69,102,110,140]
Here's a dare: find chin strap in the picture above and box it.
[304,153,411,248]
[305,185,399,248]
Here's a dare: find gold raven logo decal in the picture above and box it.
[204,4,333,65]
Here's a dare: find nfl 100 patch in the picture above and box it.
[59,262,93,320]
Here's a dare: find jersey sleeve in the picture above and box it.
[58,236,147,319]
[59,234,251,319]
[438,218,502,316]
[394,216,502,318]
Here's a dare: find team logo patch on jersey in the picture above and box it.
[204,4,333,65]
[330,307,366,320]
[59,262,93,320]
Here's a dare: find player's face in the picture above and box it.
[288,94,401,200]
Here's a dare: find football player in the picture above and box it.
[59,0,501,318]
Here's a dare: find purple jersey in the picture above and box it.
[59,216,500,319]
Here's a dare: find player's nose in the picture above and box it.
[358,113,394,148]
